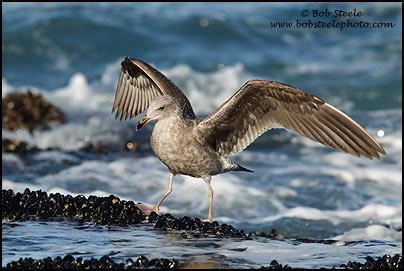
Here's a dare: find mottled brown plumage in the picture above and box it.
[112,57,195,120]
[112,57,386,222]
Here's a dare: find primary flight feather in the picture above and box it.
[112,57,386,222]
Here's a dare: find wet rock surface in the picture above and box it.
[4,255,178,269]
[2,90,64,154]
[78,140,139,154]
[153,213,247,238]
[2,139,40,153]
[339,254,402,269]
[2,189,145,226]
[2,91,65,133]
[4,254,401,269]
[2,189,402,269]
[1,188,281,239]
[259,259,292,269]
[258,254,402,269]
[249,229,284,239]
[1,91,140,155]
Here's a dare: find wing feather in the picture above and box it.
[112,57,196,120]
[117,77,130,120]
[130,86,140,119]
[139,89,146,114]
[121,81,133,121]
[112,70,125,112]
[126,84,136,120]
[195,80,386,160]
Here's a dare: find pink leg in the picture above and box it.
[200,176,213,223]
[136,172,175,216]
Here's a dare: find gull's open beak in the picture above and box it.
[136,115,151,131]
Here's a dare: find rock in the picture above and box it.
[3,188,250,238]
[2,189,402,270]
[258,254,402,269]
[259,259,292,269]
[153,214,247,238]
[339,254,402,269]
[248,229,284,239]
[1,189,145,225]
[4,255,178,269]
[79,139,139,154]
[80,142,109,154]
[2,90,65,133]
[2,139,39,153]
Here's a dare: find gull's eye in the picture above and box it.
[159,106,166,111]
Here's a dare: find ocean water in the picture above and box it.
[2,2,402,268]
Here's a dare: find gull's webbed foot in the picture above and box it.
[201,217,212,223]
[135,203,160,216]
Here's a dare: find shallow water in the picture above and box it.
[2,2,402,267]
[2,220,401,268]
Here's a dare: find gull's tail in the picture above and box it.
[222,157,254,173]
[235,163,254,173]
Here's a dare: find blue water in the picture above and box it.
[3,3,402,110]
[2,2,402,268]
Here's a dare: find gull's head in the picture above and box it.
[136,95,179,130]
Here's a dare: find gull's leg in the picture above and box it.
[136,171,176,216]
[201,176,213,223]
[153,171,176,211]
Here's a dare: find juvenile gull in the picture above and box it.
[112,57,386,222]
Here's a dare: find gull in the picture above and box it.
[112,57,386,222]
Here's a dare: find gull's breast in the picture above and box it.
[151,118,223,177]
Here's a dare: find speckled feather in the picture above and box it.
[111,58,387,175]
[111,57,386,221]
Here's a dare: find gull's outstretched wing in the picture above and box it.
[112,57,196,120]
[195,80,386,159]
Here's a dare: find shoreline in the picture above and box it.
[2,188,402,269]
